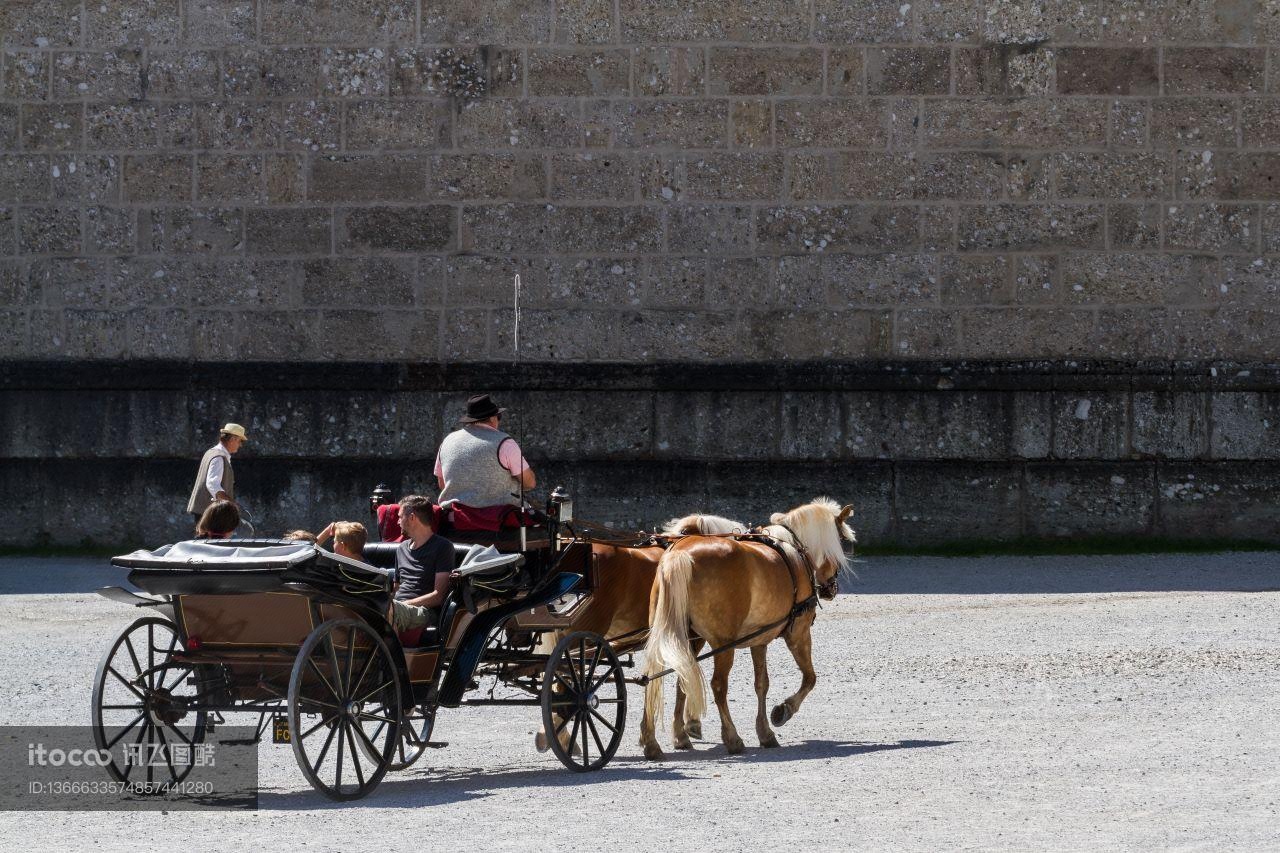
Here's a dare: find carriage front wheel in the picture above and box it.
[287,619,402,801]
[540,630,626,772]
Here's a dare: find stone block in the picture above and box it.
[1157,462,1280,541]
[786,152,825,200]
[88,101,194,148]
[779,391,843,460]
[554,0,614,43]
[85,0,180,47]
[141,208,244,254]
[826,47,864,95]
[846,391,1050,461]
[0,104,15,150]
[282,100,340,151]
[19,103,81,150]
[922,99,1109,149]
[1241,99,1280,147]
[730,99,771,148]
[1165,204,1256,253]
[925,152,1008,201]
[261,0,414,44]
[184,259,295,307]
[144,49,220,98]
[824,152,910,201]
[61,309,129,357]
[390,46,515,98]
[223,48,320,98]
[621,0,809,42]
[1164,48,1264,94]
[536,257,638,307]
[422,0,554,42]
[1026,462,1155,538]
[894,308,957,357]
[190,310,242,359]
[338,206,454,253]
[1004,153,1051,201]
[635,47,705,96]
[958,204,1104,251]
[956,45,1053,97]
[813,0,913,42]
[440,308,490,359]
[456,100,582,149]
[646,152,783,202]
[895,463,1023,544]
[461,204,550,253]
[1056,48,1157,95]
[52,49,143,99]
[527,48,629,96]
[262,154,304,203]
[16,206,78,254]
[1210,393,1280,459]
[826,253,937,305]
[318,48,388,97]
[960,308,1095,358]
[983,0,1099,42]
[1150,97,1237,148]
[85,205,135,253]
[195,154,265,203]
[1052,392,1129,460]
[939,254,1011,305]
[1060,253,1216,305]
[1108,202,1161,250]
[585,99,727,148]
[1109,99,1147,148]
[48,155,117,204]
[3,49,49,99]
[653,391,780,461]
[430,153,545,200]
[301,257,415,308]
[184,1,256,45]
[1177,152,1280,201]
[755,205,917,254]
[866,47,950,95]
[316,309,437,360]
[125,309,190,358]
[344,100,451,149]
[0,207,13,255]
[1013,255,1058,304]
[641,256,706,308]
[233,310,318,360]
[711,256,807,307]
[0,260,35,305]
[0,155,49,204]
[775,99,887,148]
[550,153,634,201]
[0,0,81,48]
[191,101,281,150]
[920,205,956,252]
[123,154,192,202]
[708,48,823,96]
[1054,152,1170,200]
[553,205,662,253]
[919,0,979,41]
[666,204,753,254]
[246,208,331,254]
[446,256,548,307]
[308,155,428,202]
[1132,392,1209,459]
[740,308,891,359]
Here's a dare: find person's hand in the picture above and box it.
[317,522,335,544]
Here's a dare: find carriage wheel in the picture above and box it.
[91,616,208,792]
[360,705,435,771]
[540,630,626,772]
[288,619,402,801]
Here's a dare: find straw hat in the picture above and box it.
[220,423,249,441]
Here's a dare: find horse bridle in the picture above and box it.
[770,522,840,602]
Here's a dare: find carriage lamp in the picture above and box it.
[369,483,393,514]
[548,486,573,524]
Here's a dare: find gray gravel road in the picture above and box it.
[0,552,1277,851]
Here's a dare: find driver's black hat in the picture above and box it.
[459,393,506,423]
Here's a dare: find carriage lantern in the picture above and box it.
[548,486,573,524]
[369,482,393,515]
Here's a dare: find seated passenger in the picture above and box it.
[194,500,240,539]
[386,495,455,635]
[282,529,318,543]
[315,521,365,560]
[434,394,536,532]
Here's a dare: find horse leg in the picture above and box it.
[685,638,705,740]
[771,621,816,727]
[751,644,779,748]
[711,649,744,755]
[673,683,693,750]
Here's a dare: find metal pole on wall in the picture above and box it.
[514,273,526,552]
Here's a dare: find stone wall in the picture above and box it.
[2,2,1280,360]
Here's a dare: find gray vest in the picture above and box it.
[187,446,234,515]
[437,426,519,508]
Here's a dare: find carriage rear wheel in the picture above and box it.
[360,704,435,771]
[90,616,208,792]
[540,631,626,772]
[287,619,402,801]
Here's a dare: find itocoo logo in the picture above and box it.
[28,743,112,767]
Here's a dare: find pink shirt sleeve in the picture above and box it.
[498,438,530,475]
[433,451,443,478]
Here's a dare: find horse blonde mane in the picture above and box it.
[766,497,854,575]
[661,514,747,536]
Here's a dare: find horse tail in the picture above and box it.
[643,547,706,730]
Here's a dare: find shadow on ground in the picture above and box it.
[260,739,953,810]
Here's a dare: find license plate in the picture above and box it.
[272,715,291,744]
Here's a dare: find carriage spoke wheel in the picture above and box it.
[288,619,402,801]
[360,705,435,771]
[541,631,626,772]
[91,616,208,792]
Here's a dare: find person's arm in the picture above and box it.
[402,571,450,609]
[499,438,536,491]
[315,523,335,547]
[206,455,230,501]
[434,451,445,492]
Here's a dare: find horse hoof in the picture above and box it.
[674,737,694,750]
[760,735,780,749]
[535,732,549,753]
[643,743,665,761]
[687,720,703,740]
[770,704,793,726]
[725,736,745,755]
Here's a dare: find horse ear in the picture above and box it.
[837,504,854,522]
[770,512,785,525]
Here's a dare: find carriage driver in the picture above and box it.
[434,394,536,529]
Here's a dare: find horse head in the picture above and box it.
[769,497,856,597]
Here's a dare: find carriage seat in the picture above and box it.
[362,541,474,571]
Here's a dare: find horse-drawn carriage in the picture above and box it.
[92,492,630,801]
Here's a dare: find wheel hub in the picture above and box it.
[146,687,186,726]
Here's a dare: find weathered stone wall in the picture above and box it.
[2,1,1280,360]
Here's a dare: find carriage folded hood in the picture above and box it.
[112,540,318,570]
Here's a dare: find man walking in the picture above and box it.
[187,423,248,524]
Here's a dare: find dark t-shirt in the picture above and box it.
[394,535,455,603]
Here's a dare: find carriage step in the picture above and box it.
[424,741,448,749]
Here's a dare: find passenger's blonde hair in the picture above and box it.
[333,521,367,556]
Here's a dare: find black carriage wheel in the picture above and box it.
[91,616,208,792]
[540,631,626,772]
[360,705,435,771]
[288,619,402,801]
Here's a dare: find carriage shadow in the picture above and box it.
[260,739,954,810]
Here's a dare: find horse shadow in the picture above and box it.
[259,738,955,810]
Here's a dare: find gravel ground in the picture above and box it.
[0,552,1276,851]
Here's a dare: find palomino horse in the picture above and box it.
[535,513,745,753]
[638,498,854,760]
